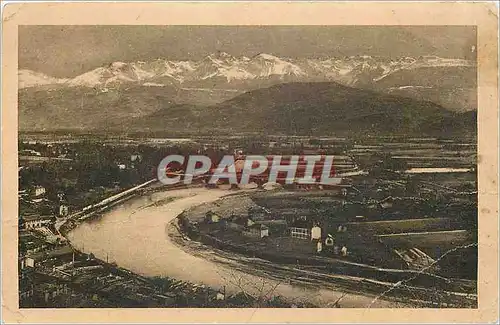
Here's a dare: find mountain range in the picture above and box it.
[19,52,476,110]
[18,53,477,136]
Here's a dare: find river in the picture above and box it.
[67,187,395,307]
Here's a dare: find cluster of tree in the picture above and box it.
[18,141,222,209]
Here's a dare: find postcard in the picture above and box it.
[1,2,498,323]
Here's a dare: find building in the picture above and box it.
[18,189,28,199]
[33,185,46,197]
[288,217,322,240]
[24,245,74,268]
[19,278,34,301]
[32,198,49,204]
[58,204,69,217]
[288,218,312,240]
[225,215,254,230]
[242,224,269,238]
[311,225,322,241]
[325,234,335,247]
[154,293,177,306]
[22,215,54,230]
[205,211,221,224]
[130,154,142,162]
[289,226,310,239]
[19,149,42,156]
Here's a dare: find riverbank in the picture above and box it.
[65,187,405,307]
[56,180,175,236]
[176,191,477,307]
[36,187,314,308]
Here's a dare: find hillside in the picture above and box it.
[18,86,236,131]
[127,82,476,137]
[19,80,476,137]
[375,66,477,112]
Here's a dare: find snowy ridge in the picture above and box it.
[19,53,474,89]
[18,70,69,88]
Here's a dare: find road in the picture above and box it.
[66,187,403,308]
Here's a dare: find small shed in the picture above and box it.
[33,185,46,197]
[311,225,322,241]
[59,204,69,217]
[325,234,335,247]
[205,211,221,224]
[242,224,269,239]
[130,154,142,162]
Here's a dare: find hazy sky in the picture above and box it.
[19,25,476,78]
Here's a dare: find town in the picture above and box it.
[18,133,477,307]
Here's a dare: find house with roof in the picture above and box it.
[242,224,269,239]
[130,154,142,162]
[288,217,322,240]
[58,204,69,217]
[33,185,46,197]
[204,211,221,224]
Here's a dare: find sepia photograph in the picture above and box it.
[1,2,498,324]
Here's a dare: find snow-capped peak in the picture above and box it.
[109,61,128,70]
[255,53,280,60]
[204,51,236,64]
[213,51,233,58]
[250,53,305,78]
[19,54,475,89]
[67,67,115,87]
[18,70,69,89]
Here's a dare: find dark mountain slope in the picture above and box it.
[200,82,466,136]
[20,81,476,137]
[128,81,476,137]
[18,85,236,131]
[375,66,477,112]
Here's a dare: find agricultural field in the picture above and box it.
[179,136,477,285]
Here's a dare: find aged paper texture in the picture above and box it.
[2,2,498,323]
